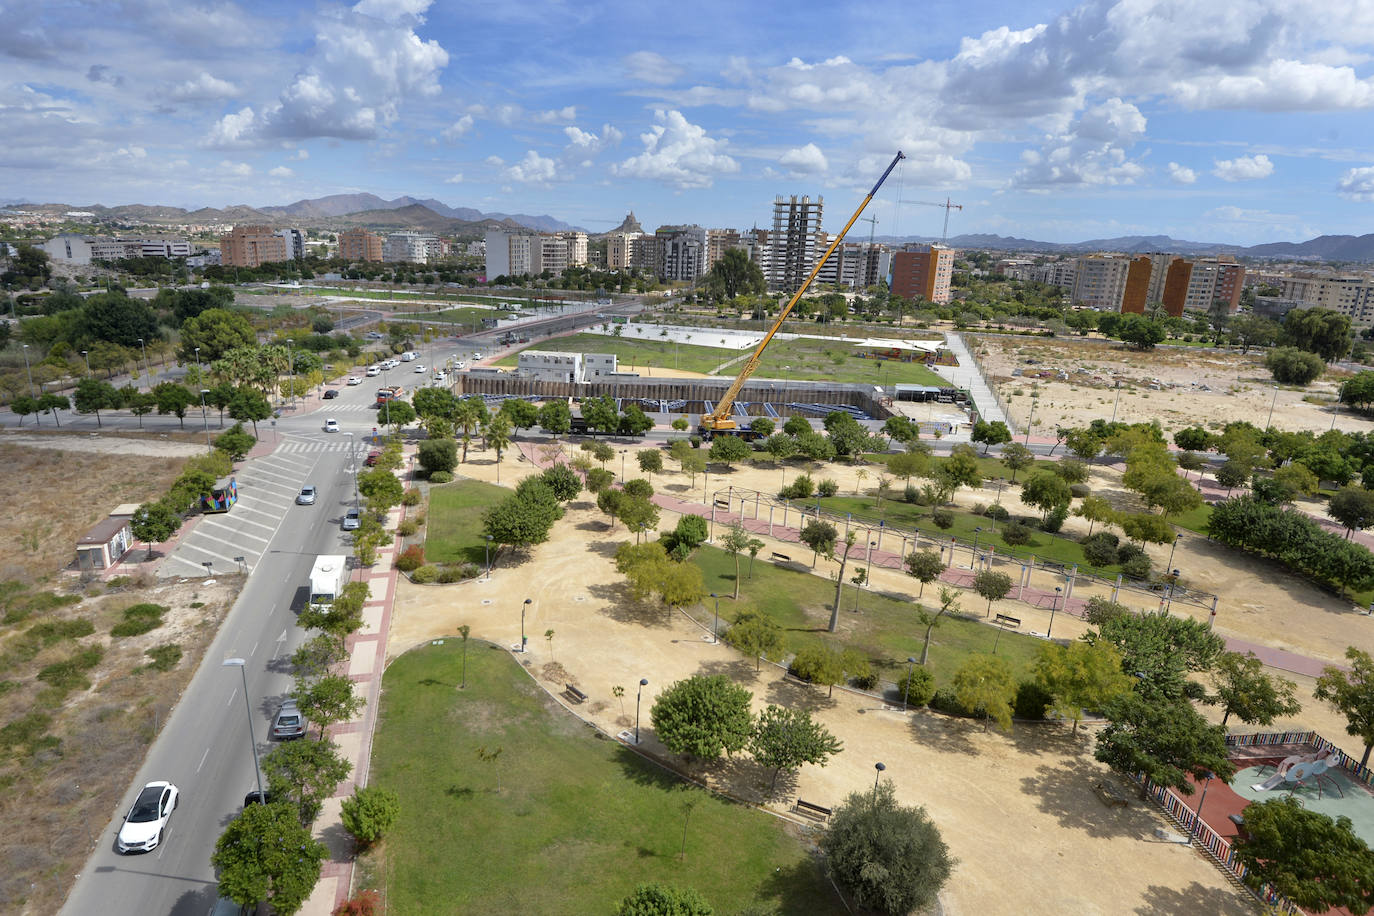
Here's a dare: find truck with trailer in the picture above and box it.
[309,555,349,609]
[375,385,404,406]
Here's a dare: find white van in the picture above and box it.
[400,351,416,362]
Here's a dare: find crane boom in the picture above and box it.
[700,151,905,436]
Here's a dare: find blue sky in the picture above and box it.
[3,0,1374,245]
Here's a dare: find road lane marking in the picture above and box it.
[197,747,210,772]
[226,687,237,707]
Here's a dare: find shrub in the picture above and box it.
[984,504,1010,521]
[928,687,976,717]
[1013,681,1052,720]
[818,479,839,497]
[142,644,182,673]
[1120,552,1153,580]
[903,484,921,504]
[1069,483,1091,499]
[780,474,815,500]
[437,566,465,584]
[428,470,454,484]
[1000,522,1032,546]
[671,418,689,431]
[1083,596,1129,626]
[410,565,439,583]
[401,488,421,506]
[107,576,132,589]
[896,667,936,706]
[931,508,954,529]
[1042,503,1069,533]
[459,562,480,579]
[1116,542,1146,566]
[397,519,418,537]
[340,786,399,848]
[111,603,167,638]
[689,435,702,449]
[850,671,880,690]
[395,545,425,572]
[334,890,382,916]
[1081,532,1120,566]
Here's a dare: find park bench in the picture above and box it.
[714,499,730,509]
[795,799,832,821]
[771,552,793,564]
[564,684,588,704]
[1093,781,1128,809]
[994,613,1021,629]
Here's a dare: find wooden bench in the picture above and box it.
[771,552,793,564]
[994,613,1021,628]
[795,799,832,821]
[564,684,588,704]
[1093,781,1128,809]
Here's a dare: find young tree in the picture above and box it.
[214,422,256,462]
[585,467,615,493]
[952,655,1018,731]
[1021,471,1072,521]
[1074,494,1117,536]
[637,448,663,477]
[483,480,564,549]
[789,644,862,697]
[262,738,353,826]
[290,634,348,683]
[650,674,755,760]
[724,612,784,672]
[720,522,753,599]
[228,386,272,437]
[73,377,120,427]
[618,403,655,436]
[619,495,660,544]
[154,382,195,428]
[292,674,365,739]
[1094,693,1235,797]
[933,444,982,502]
[820,782,954,916]
[904,550,944,598]
[212,801,327,916]
[971,419,1012,454]
[358,466,404,513]
[1000,441,1035,483]
[537,400,571,434]
[1032,641,1133,733]
[339,785,399,849]
[707,434,752,467]
[616,884,714,916]
[499,397,539,432]
[1315,647,1374,767]
[1207,651,1302,727]
[596,488,623,530]
[1329,486,1374,539]
[749,705,843,793]
[1231,797,1374,914]
[130,500,182,559]
[799,519,837,569]
[972,569,1013,617]
[580,394,619,434]
[916,587,961,666]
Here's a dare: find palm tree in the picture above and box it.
[486,413,513,483]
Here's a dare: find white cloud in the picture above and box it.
[1212,153,1273,181]
[1171,60,1374,110]
[443,172,463,184]
[1013,98,1147,187]
[269,166,293,178]
[1338,166,1374,200]
[169,72,240,102]
[505,150,557,183]
[613,110,738,189]
[206,106,256,147]
[563,123,623,154]
[624,51,683,85]
[441,114,473,140]
[484,154,504,166]
[218,159,253,177]
[289,148,309,160]
[1167,161,1197,184]
[779,143,828,175]
[351,0,432,20]
[534,106,576,124]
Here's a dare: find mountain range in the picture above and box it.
[876,232,1374,261]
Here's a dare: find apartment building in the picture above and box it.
[768,195,824,294]
[817,242,891,290]
[607,232,640,271]
[531,234,569,276]
[744,228,771,279]
[277,228,305,261]
[338,228,384,262]
[630,234,664,275]
[890,244,954,304]
[1121,256,1153,314]
[1280,274,1374,327]
[220,225,288,267]
[705,228,741,271]
[1035,259,1077,290]
[1070,254,1131,310]
[656,225,707,282]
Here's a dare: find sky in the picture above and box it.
[4,0,1374,245]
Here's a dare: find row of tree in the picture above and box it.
[1206,494,1374,594]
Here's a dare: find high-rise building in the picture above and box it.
[607,232,640,271]
[1070,254,1131,311]
[890,244,954,304]
[768,195,824,294]
[655,225,707,282]
[705,228,741,271]
[817,242,890,290]
[220,225,287,267]
[744,228,771,279]
[276,228,304,260]
[339,229,383,262]
[383,232,441,264]
[485,229,536,278]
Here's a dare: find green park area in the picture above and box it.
[365,641,842,915]
[495,333,732,375]
[399,306,504,328]
[423,480,508,565]
[749,338,949,387]
[691,545,1043,687]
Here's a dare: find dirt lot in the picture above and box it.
[970,334,1374,439]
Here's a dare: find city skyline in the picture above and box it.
[4,0,1374,245]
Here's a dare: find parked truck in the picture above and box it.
[309,555,349,608]
[375,385,404,406]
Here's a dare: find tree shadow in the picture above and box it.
[585,540,623,559]
[167,887,222,916]
[906,709,979,756]
[757,856,845,916]
[1017,762,1143,838]
[764,676,838,712]
[587,582,674,628]
[574,519,612,532]
[417,676,450,688]
[713,753,799,803]
[444,784,475,800]
[691,657,759,682]
[1134,881,1255,915]
[317,821,354,860]
[612,745,692,792]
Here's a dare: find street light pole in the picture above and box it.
[1023,394,1036,444]
[1265,385,1279,432]
[1048,586,1062,640]
[874,761,886,793]
[1192,772,1215,840]
[1163,568,1181,615]
[138,337,151,390]
[521,597,532,652]
[902,656,916,712]
[635,677,649,744]
[1166,533,1182,573]
[200,389,211,446]
[81,349,90,377]
[710,593,720,644]
[21,343,35,398]
[1109,380,1122,424]
[484,535,493,578]
[222,658,265,801]
[620,449,627,484]
[287,340,295,410]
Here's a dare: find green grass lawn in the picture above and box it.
[692,546,1044,686]
[750,338,949,387]
[399,306,501,327]
[494,333,732,374]
[367,641,843,915]
[424,480,509,565]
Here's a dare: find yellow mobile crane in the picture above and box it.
[699,150,905,439]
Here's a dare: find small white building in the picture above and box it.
[74,504,139,572]
[517,350,583,383]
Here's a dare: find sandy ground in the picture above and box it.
[972,334,1374,438]
[0,430,212,457]
[382,443,1330,915]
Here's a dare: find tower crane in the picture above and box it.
[859,214,879,246]
[698,151,906,439]
[901,197,963,244]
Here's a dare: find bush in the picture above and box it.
[436,566,465,584]
[1013,681,1052,720]
[1000,522,1032,546]
[1120,552,1153,580]
[903,484,920,504]
[459,562,480,579]
[818,479,839,497]
[428,470,454,484]
[1069,483,1091,499]
[1083,596,1129,625]
[1042,503,1069,533]
[1081,531,1120,566]
[142,644,182,673]
[340,785,399,848]
[931,508,954,530]
[896,667,936,706]
[850,671,880,690]
[780,473,815,500]
[410,565,439,583]
[111,602,167,638]
[689,435,702,449]
[673,514,709,549]
[395,545,425,572]
[984,504,1010,521]
[397,519,418,537]
[928,687,976,717]
[334,890,382,916]
[401,488,421,506]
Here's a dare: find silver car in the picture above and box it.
[296,485,317,505]
[271,699,307,740]
[342,507,361,531]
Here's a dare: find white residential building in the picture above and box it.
[1071,254,1131,310]
[384,231,440,264]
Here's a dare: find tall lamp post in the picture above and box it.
[199,389,211,446]
[1048,586,1062,639]
[1023,394,1037,444]
[620,449,627,484]
[1192,771,1215,840]
[287,339,295,410]
[138,337,151,390]
[1265,385,1279,433]
[221,658,265,801]
[902,656,917,712]
[635,677,649,744]
[520,597,532,652]
[1109,380,1122,424]
[710,593,720,644]
[345,432,359,507]
[1166,533,1183,573]
[874,761,886,793]
[484,535,493,578]
[194,346,206,418]
[1163,568,1181,615]
[81,349,90,377]
[21,343,35,397]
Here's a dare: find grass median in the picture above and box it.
[366,640,842,915]
[423,480,508,565]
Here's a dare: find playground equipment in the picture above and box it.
[1252,748,1344,798]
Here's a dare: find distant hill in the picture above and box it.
[1246,234,1374,261]
[260,194,576,232]
[875,231,1371,261]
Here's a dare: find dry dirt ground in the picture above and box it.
[385,446,1319,916]
[970,334,1374,439]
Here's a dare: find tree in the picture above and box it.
[749,417,775,438]
[951,655,1018,731]
[293,674,365,740]
[585,467,615,493]
[650,674,754,760]
[704,248,766,302]
[1000,442,1035,483]
[1208,651,1301,727]
[595,488,623,529]
[799,519,836,568]
[618,402,654,436]
[971,569,1013,617]
[1089,611,1225,700]
[581,394,619,434]
[9,394,38,426]
[904,550,944,598]
[789,644,863,697]
[484,479,564,549]
[1214,459,1250,494]
[339,785,399,849]
[1315,647,1374,768]
[418,438,458,476]
[971,419,1011,454]
[1231,797,1374,915]
[1265,346,1326,385]
[358,467,404,513]
[228,386,272,437]
[537,399,571,434]
[215,422,256,462]
[154,382,195,428]
[1341,371,1374,413]
[749,705,843,793]
[916,587,960,666]
[212,801,327,916]
[72,377,119,427]
[637,448,664,476]
[764,432,798,462]
[619,495,661,544]
[1094,693,1235,796]
[130,501,182,558]
[820,782,954,916]
[933,444,982,502]
[540,464,582,501]
[1021,471,1072,521]
[720,523,753,599]
[1229,313,1281,353]
[616,883,714,916]
[724,612,783,672]
[179,307,256,361]
[707,434,751,466]
[1283,306,1352,362]
[1064,427,1105,463]
[1329,486,1374,539]
[1032,641,1133,733]
[1117,314,1166,350]
[1074,495,1116,537]
[262,737,353,827]
[499,397,539,431]
[1120,512,1174,547]
[1173,426,1213,452]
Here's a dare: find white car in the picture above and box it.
[414,364,426,373]
[365,366,380,377]
[346,376,361,386]
[117,781,179,854]
[433,371,447,382]
[324,419,339,433]
[472,352,483,360]
[455,361,466,370]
